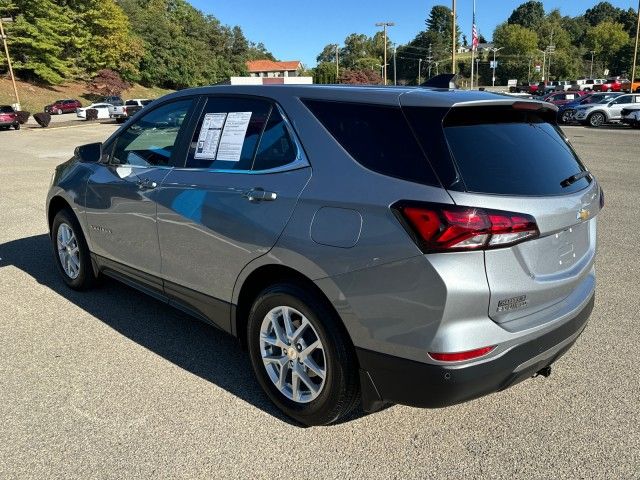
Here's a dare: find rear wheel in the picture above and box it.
[51,208,97,290]
[247,283,360,426]
[588,112,606,127]
[560,110,573,124]
[56,108,63,115]
[14,123,20,130]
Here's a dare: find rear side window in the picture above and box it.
[0,106,14,113]
[439,107,590,196]
[302,99,438,186]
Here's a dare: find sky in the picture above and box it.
[190,1,637,66]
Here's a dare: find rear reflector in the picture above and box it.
[428,346,494,362]
[394,202,539,253]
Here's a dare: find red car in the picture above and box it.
[542,91,586,106]
[0,105,20,130]
[44,99,82,115]
[593,78,626,92]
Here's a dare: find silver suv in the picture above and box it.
[47,86,602,426]
[574,93,640,126]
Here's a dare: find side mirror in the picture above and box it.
[75,142,103,163]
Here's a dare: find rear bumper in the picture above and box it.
[357,294,594,411]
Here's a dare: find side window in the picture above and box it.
[186,97,271,170]
[612,96,631,105]
[252,108,298,171]
[112,99,192,167]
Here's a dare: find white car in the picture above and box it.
[77,103,113,119]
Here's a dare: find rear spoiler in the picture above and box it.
[420,74,459,89]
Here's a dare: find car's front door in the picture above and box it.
[608,95,635,119]
[155,95,311,331]
[85,98,195,281]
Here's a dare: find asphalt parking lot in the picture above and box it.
[0,123,638,479]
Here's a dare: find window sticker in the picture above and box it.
[216,112,252,162]
[194,112,227,159]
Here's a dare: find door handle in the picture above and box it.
[243,188,277,202]
[137,178,157,190]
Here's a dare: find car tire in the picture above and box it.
[51,208,97,290]
[247,283,360,426]
[14,123,20,130]
[588,112,606,127]
[560,110,573,124]
[56,108,63,115]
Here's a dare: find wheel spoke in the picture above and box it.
[298,339,321,361]
[270,312,288,346]
[290,317,309,344]
[282,307,295,339]
[291,368,300,401]
[302,356,325,380]
[295,363,319,394]
[277,361,290,391]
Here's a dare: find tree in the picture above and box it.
[87,69,130,96]
[493,23,538,55]
[508,1,545,30]
[338,69,382,85]
[316,43,338,64]
[313,61,337,84]
[586,21,630,65]
[585,2,623,26]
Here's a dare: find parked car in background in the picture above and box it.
[44,99,82,115]
[542,91,586,106]
[108,98,153,123]
[593,78,626,92]
[553,80,573,92]
[621,107,640,127]
[513,82,539,94]
[557,92,622,124]
[101,96,124,106]
[76,103,112,119]
[47,85,602,426]
[582,79,606,91]
[0,105,20,130]
[574,93,640,126]
[628,79,640,93]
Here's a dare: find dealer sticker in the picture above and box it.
[497,295,528,312]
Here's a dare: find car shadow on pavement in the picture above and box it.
[1,234,361,427]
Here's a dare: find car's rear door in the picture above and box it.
[85,97,196,282]
[402,98,601,332]
[155,95,311,331]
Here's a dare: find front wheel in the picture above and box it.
[247,284,360,426]
[588,112,606,127]
[560,110,574,124]
[14,123,20,130]
[57,108,63,115]
[51,209,97,290]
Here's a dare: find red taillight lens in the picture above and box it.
[428,346,495,362]
[395,203,539,252]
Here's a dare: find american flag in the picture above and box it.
[472,1,479,50]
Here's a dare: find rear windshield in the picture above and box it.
[0,106,14,113]
[437,106,590,196]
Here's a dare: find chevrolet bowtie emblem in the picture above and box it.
[577,208,590,221]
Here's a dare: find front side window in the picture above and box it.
[112,99,192,167]
[612,96,632,105]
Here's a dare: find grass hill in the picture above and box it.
[0,77,174,113]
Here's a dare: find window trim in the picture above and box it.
[175,95,309,175]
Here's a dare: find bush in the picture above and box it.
[88,69,130,96]
[85,109,98,121]
[16,111,30,124]
[33,112,51,128]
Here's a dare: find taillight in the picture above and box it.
[394,202,539,253]
[428,346,495,362]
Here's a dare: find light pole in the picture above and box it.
[451,0,457,74]
[418,58,422,84]
[475,57,480,86]
[490,47,503,87]
[0,16,20,110]
[537,48,547,82]
[590,50,596,78]
[335,44,339,81]
[375,21,395,85]
[393,45,397,85]
[631,0,640,87]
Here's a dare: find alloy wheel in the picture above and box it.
[259,306,327,403]
[589,113,605,127]
[56,223,80,279]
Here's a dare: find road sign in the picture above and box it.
[535,64,541,72]
[490,60,498,68]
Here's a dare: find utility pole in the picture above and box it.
[393,45,397,85]
[418,58,422,84]
[631,0,640,87]
[0,17,20,110]
[547,30,555,82]
[590,50,596,78]
[375,21,395,85]
[427,43,433,79]
[335,44,339,81]
[475,57,480,86]
[451,0,457,74]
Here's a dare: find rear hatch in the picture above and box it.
[401,95,601,330]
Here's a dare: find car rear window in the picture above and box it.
[0,106,14,113]
[437,106,590,196]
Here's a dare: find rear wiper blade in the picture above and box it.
[560,170,591,188]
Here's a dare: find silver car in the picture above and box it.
[574,93,640,126]
[47,85,602,426]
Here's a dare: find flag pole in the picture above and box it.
[470,0,477,89]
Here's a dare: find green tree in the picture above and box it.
[507,1,545,30]
[586,21,630,66]
[313,61,337,84]
[585,2,624,26]
[316,43,338,64]
[493,23,538,55]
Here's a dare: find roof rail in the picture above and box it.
[420,74,459,89]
